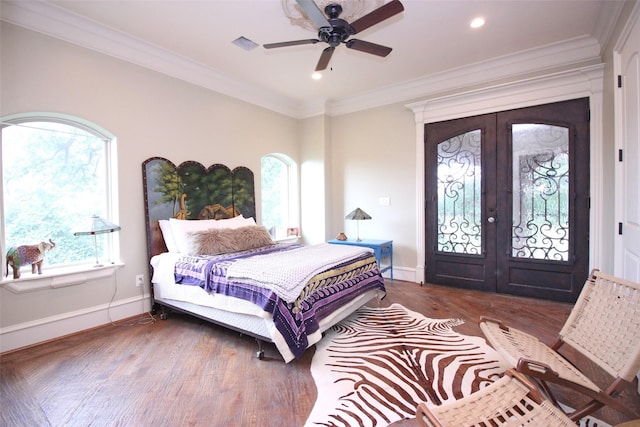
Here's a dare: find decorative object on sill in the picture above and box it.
[73,215,121,267]
[287,227,300,237]
[345,207,371,242]
[5,239,56,279]
[336,232,347,241]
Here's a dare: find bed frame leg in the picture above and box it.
[255,339,265,360]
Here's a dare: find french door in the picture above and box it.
[425,98,590,302]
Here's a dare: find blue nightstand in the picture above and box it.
[328,238,393,279]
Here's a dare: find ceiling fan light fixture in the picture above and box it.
[266,0,404,72]
[311,71,322,79]
[281,0,383,31]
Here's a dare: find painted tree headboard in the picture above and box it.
[142,157,256,260]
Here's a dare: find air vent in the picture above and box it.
[232,36,259,51]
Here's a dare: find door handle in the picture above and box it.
[487,216,496,223]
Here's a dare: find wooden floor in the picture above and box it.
[2,280,639,426]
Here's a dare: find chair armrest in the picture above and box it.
[415,402,444,427]
[517,358,560,380]
[478,316,509,331]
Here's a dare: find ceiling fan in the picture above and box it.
[264,0,404,72]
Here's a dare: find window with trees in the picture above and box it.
[261,154,298,240]
[1,114,119,275]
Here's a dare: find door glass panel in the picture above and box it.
[437,130,482,254]
[511,124,569,261]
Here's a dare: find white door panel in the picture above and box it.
[616,9,640,282]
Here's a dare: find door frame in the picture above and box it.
[614,3,640,280]
[407,64,605,284]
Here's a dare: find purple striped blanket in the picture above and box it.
[173,243,386,361]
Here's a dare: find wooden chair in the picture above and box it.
[479,269,640,422]
[416,369,576,427]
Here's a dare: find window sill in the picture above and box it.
[1,262,124,294]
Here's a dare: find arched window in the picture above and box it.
[1,113,119,275]
[261,154,298,240]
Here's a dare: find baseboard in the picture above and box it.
[382,266,416,283]
[0,294,152,354]
[0,267,417,354]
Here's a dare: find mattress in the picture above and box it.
[150,248,386,362]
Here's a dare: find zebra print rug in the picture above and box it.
[305,303,610,427]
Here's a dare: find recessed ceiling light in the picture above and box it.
[470,17,485,29]
[311,72,322,80]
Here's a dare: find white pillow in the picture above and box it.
[214,215,248,229]
[241,216,257,226]
[169,218,222,253]
[169,216,252,253]
[158,220,179,253]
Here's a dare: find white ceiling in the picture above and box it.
[1,0,627,117]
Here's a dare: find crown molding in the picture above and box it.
[325,35,602,116]
[592,0,626,55]
[405,63,605,123]
[613,0,640,51]
[0,0,300,118]
[1,0,609,119]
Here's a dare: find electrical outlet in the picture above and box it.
[135,274,144,287]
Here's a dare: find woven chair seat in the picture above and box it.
[478,269,640,422]
[416,369,576,427]
[479,320,600,392]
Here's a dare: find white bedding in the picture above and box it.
[151,252,267,318]
[150,251,385,362]
[225,243,373,303]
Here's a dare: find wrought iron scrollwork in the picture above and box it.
[511,124,569,261]
[437,130,482,255]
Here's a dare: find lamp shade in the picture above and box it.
[345,208,371,242]
[73,215,120,267]
[345,208,372,221]
[73,215,121,236]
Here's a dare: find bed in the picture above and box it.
[143,157,386,362]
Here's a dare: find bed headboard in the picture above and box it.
[142,157,256,261]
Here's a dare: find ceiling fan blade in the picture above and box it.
[349,0,404,34]
[264,39,319,49]
[345,39,392,57]
[296,0,331,29]
[315,46,335,71]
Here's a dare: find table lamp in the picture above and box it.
[74,215,121,267]
[345,207,371,242]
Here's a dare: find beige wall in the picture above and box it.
[330,105,416,271]
[299,115,329,245]
[0,23,298,330]
[1,1,635,347]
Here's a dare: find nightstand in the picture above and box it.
[328,238,393,279]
